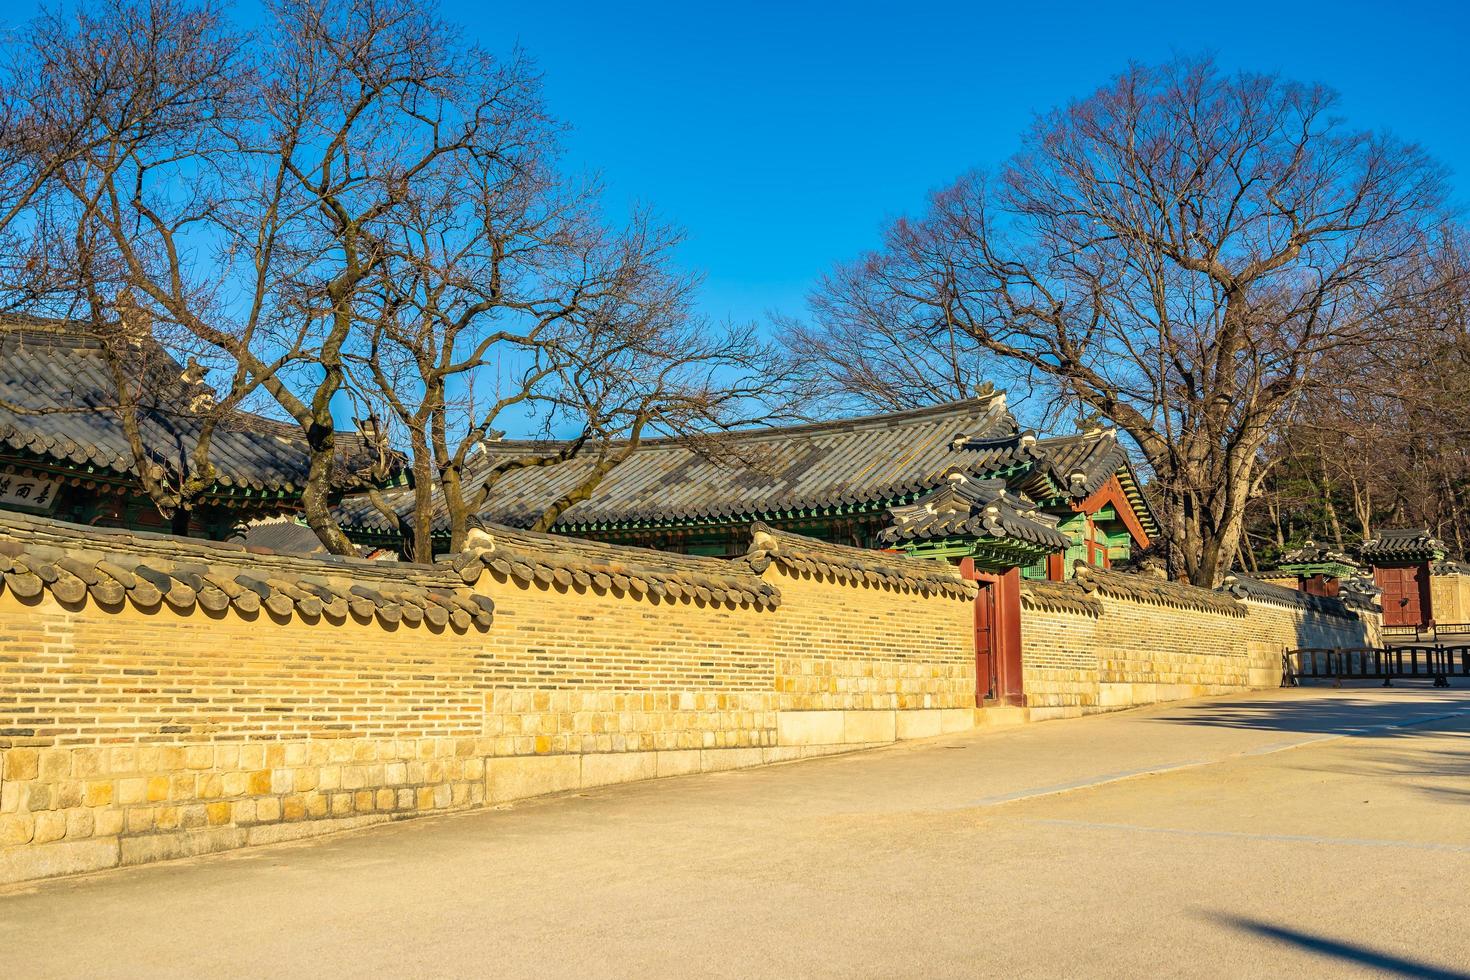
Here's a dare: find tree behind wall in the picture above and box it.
[795,57,1450,586]
[2,0,775,555]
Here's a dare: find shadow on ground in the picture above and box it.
[1214,914,1470,979]
[1149,685,1470,735]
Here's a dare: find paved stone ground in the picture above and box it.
[4,685,1470,979]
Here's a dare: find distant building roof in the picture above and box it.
[0,316,390,507]
[1220,573,1361,619]
[1359,528,1448,564]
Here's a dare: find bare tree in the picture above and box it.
[354,200,786,558]
[799,58,1449,585]
[6,0,786,556]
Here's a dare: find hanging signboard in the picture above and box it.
[0,469,62,514]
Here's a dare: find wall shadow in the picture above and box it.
[1148,686,1470,735]
[1214,914,1470,979]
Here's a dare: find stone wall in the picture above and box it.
[1430,570,1470,624]
[0,514,1380,885]
[1020,570,1375,721]
[0,516,975,884]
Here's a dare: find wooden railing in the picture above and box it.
[1380,623,1470,645]
[1284,646,1470,688]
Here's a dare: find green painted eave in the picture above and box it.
[1278,561,1360,579]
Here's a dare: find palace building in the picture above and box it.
[335,393,1159,579]
[0,316,391,539]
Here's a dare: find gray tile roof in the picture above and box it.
[340,396,1030,534]
[1278,540,1360,570]
[1359,528,1447,564]
[1220,573,1360,619]
[743,522,975,599]
[1,317,384,499]
[1026,428,1159,535]
[0,509,490,628]
[451,519,781,608]
[1073,563,1245,616]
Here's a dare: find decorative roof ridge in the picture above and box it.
[1019,578,1102,617]
[1431,559,1470,577]
[1359,527,1448,563]
[1220,573,1360,619]
[1278,539,1360,569]
[879,473,1072,552]
[450,519,781,608]
[0,510,490,629]
[472,396,1011,456]
[742,521,976,600]
[1032,426,1117,447]
[1072,562,1244,616]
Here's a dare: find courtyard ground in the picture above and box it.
[3,685,1469,978]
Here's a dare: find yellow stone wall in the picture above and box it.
[1021,593,1374,721]
[0,559,974,884]
[0,537,1379,885]
[1430,573,1470,624]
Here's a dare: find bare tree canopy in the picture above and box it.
[1,0,780,555]
[798,57,1453,585]
[1248,230,1470,564]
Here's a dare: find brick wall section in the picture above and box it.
[0,546,974,883]
[0,516,1377,884]
[1430,573,1470,624]
[1021,586,1374,720]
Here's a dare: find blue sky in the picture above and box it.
[452,0,1470,329]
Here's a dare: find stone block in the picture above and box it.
[939,708,978,733]
[701,748,764,773]
[246,814,386,848]
[975,706,1026,729]
[82,781,114,807]
[0,839,119,885]
[94,808,124,836]
[581,752,657,789]
[32,810,66,844]
[842,710,897,745]
[656,750,702,778]
[895,710,943,741]
[4,748,39,781]
[37,750,70,781]
[64,807,94,839]
[119,827,246,867]
[776,710,845,746]
[487,755,581,804]
[0,813,35,846]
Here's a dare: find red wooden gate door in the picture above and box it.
[1380,564,1430,627]
[974,579,996,702]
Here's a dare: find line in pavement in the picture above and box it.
[953,701,1470,810]
[1030,819,1470,854]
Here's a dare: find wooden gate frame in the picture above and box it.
[961,559,1024,707]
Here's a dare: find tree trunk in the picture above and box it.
[409,429,435,563]
[300,419,357,556]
